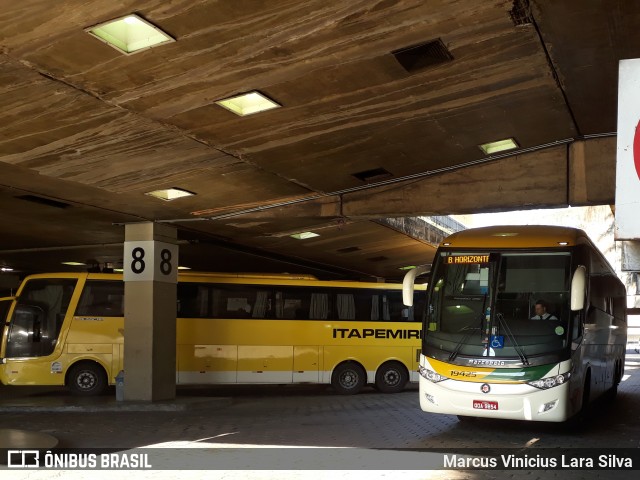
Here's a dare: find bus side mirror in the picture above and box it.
[570,265,586,311]
[402,265,429,306]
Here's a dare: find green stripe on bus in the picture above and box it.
[484,364,556,382]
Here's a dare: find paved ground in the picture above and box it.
[1,347,639,480]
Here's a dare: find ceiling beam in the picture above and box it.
[568,136,616,206]
[198,136,616,223]
[343,137,615,218]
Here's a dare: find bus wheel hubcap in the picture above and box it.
[342,372,356,387]
[385,371,399,385]
[78,372,95,389]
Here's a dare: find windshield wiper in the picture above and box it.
[448,324,482,361]
[495,313,529,366]
[449,293,487,362]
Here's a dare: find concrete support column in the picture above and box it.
[123,222,178,401]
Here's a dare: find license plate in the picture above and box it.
[473,400,498,410]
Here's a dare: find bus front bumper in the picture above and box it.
[419,376,572,422]
[0,360,11,386]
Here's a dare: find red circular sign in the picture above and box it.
[635,120,640,181]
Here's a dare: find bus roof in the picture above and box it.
[439,225,589,249]
[176,272,320,281]
[18,272,425,290]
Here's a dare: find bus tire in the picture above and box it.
[606,360,622,402]
[580,371,591,414]
[375,361,408,393]
[67,362,107,396]
[567,370,591,429]
[331,362,366,395]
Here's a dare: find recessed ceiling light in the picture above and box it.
[558,241,569,246]
[1,267,14,272]
[62,262,86,266]
[145,187,196,201]
[85,14,175,55]
[290,232,319,240]
[177,266,191,270]
[478,138,519,155]
[215,91,281,116]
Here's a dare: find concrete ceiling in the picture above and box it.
[0,0,637,281]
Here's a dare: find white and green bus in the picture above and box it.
[403,225,627,422]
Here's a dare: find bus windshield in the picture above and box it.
[425,251,571,363]
[5,279,77,358]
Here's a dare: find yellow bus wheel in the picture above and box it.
[331,362,366,395]
[375,361,408,393]
[67,362,107,396]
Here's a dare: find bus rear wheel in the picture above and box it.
[331,362,366,395]
[67,362,107,396]
[375,361,408,393]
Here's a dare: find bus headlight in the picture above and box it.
[527,373,570,390]
[419,365,447,383]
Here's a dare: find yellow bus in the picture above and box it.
[403,225,627,422]
[0,272,426,396]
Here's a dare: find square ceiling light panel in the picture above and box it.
[478,138,519,155]
[85,14,175,55]
[216,91,281,116]
[145,188,195,201]
[290,232,320,240]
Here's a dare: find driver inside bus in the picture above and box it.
[530,300,558,320]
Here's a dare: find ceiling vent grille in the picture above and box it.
[16,195,70,209]
[510,0,533,26]
[392,39,453,73]
[352,167,393,183]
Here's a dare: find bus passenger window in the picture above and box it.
[251,291,271,318]
[227,297,251,317]
[177,283,210,318]
[76,281,124,317]
[213,285,266,319]
[336,294,355,320]
[370,294,391,321]
[309,293,328,319]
